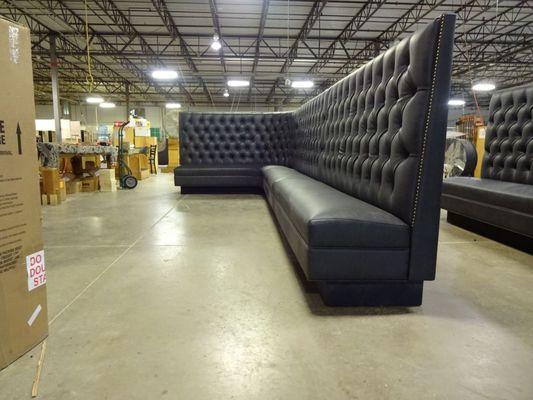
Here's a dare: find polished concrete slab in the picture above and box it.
[1,174,532,399]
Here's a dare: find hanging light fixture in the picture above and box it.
[291,80,314,89]
[227,79,249,87]
[223,89,230,97]
[211,34,222,51]
[448,99,466,107]
[86,96,104,104]
[472,81,496,92]
[151,69,179,80]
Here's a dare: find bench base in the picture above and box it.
[317,281,423,307]
[180,186,263,195]
[447,212,533,254]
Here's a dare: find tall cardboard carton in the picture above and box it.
[0,18,48,370]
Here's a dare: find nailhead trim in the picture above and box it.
[411,16,445,227]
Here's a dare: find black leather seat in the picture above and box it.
[262,165,306,203]
[270,169,410,249]
[174,14,457,306]
[174,165,262,177]
[267,167,410,280]
[443,177,533,215]
[174,164,263,188]
[442,85,533,246]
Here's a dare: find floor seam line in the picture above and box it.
[48,198,184,326]
[44,245,130,248]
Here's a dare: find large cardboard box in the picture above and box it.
[0,18,48,370]
[66,180,82,194]
[40,167,60,195]
[80,176,98,192]
[98,169,117,192]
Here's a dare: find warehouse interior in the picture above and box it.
[0,1,532,399]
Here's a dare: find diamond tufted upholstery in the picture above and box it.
[179,112,293,166]
[176,112,294,189]
[175,14,456,305]
[442,85,533,241]
[292,24,437,225]
[482,86,533,184]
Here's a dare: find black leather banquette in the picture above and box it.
[442,85,533,250]
[175,14,456,306]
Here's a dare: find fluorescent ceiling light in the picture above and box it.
[211,34,222,51]
[99,102,115,109]
[448,99,466,106]
[291,80,314,89]
[472,82,495,92]
[86,96,104,104]
[227,79,249,87]
[223,89,229,98]
[165,102,182,109]
[151,69,178,80]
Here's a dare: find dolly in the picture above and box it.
[117,121,138,190]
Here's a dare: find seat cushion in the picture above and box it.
[442,177,533,215]
[174,164,262,177]
[262,165,304,188]
[271,170,410,249]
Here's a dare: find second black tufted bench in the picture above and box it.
[442,85,533,252]
[175,14,456,306]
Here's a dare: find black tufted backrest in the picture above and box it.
[179,112,293,166]
[293,16,448,224]
[482,85,533,185]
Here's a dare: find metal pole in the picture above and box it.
[49,33,62,142]
[125,82,130,120]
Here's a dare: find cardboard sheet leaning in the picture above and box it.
[0,17,48,370]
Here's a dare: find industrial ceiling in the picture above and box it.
[1,0,531,110]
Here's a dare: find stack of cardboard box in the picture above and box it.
[98,169,117,192]
[40,167,66,205]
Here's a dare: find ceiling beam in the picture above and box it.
[265,0,327,104]
[151,0,214,105]
[208,0,228,75]
[308,0,386,76]
[0,0,144,95]
[248,0,270,102]
[282,0,387,105]
[89,0,196,104]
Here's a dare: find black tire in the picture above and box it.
[461,140,478,177]
[121,175,138,189]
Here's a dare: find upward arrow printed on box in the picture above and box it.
[16,123,22,155]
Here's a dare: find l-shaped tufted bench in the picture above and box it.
[175,14,456,306]
[442,85,533,252]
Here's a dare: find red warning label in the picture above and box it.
[26,250,46,291]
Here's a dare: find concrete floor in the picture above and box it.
[1,174,532,399]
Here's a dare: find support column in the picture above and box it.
[49,33,62,142]
[125,82,130,120]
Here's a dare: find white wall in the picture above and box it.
[35,104,164,127]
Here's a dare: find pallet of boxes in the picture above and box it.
[40,161,117,204]
[0,18,48,370]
